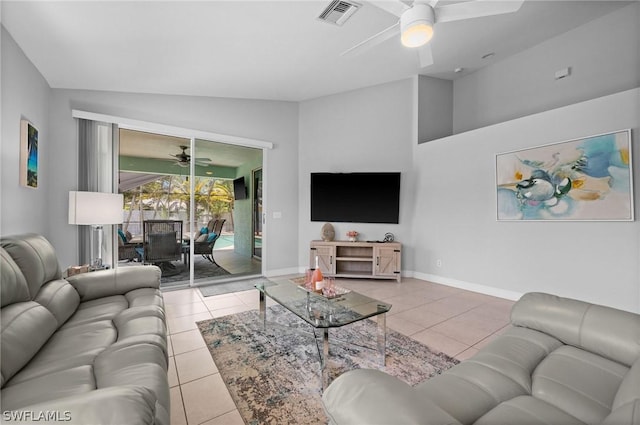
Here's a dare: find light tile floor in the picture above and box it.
[164,277,515,424]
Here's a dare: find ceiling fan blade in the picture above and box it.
[435,0,524,24]
[341,22,400,57]
[368,0,411,18]
[417,43,433,68]
[193,157,212,161]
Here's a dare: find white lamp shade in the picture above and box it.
[69,191,123,225]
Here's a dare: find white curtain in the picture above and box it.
[77,119,119,265]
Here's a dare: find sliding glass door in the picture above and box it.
[118,130,263,288]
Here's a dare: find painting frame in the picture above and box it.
[20,119,39,189]
[496,129,633,222]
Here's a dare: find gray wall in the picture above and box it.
[413,88,640,312]
[298,79,417,271]
[46,90,299,272]
[453,3,640,133]
[1,27,52,238]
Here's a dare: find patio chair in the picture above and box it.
[193,218,226,266]
[117,229,141,262]
[138,220,183,275]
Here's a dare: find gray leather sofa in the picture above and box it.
[323,292,640,425]
[1,233,169,424]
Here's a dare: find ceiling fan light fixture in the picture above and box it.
[400,4,434,48]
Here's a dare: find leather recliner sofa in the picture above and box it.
[1,233,170,424]
[323,292,640,425]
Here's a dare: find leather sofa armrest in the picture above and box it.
[4,386,166,425]
[322,369,462,425]
[66,265,161,301]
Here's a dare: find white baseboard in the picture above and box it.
[411,271,523,301]
[269,267,523,301]
[265,267,302,278]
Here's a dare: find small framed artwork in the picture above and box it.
[20,119,38,188]
[496,129,633,221]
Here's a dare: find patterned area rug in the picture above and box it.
[197,305,459,425]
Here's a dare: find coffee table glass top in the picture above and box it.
[255,278,391,328]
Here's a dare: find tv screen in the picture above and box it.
[233,177,247,200]
[311,172,400,224]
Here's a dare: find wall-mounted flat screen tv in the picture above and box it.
[233,176,247,200]
[311,172,401,224]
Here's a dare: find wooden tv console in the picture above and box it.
[309,240,401,282]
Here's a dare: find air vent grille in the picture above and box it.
[318,0,362,26]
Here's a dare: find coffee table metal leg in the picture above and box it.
[259,291,266,329]
[322,328,329,391]
[377,313,386,366]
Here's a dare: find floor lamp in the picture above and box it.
[69,191,124,270]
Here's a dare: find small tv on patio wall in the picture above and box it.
[310,172,401,224]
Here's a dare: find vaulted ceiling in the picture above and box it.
[2,1,630,102]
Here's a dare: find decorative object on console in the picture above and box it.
[19,119,38,188]
[346,230,358,242]
[496,129,633,221]
[321,222,335,241]
[69,191,124,270]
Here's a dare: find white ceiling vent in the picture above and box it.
[318,0,362,26]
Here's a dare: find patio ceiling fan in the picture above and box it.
[170,145,212,167]
[342,0,525,68]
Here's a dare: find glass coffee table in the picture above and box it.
[255,278,392,389]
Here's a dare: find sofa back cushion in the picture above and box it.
[1,302,57,387]
[511,292,640,366]
[613,358,640,411]
[1,248,30,307]
[1,234,61,299]
[33,279,80,328]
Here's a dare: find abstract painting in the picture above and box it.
[496,129,633,221]
[20,119,38,188]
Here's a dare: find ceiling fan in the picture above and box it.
[169,145,212,167]
[342,0,525,68]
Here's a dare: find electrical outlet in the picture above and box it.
[436,259,442,268]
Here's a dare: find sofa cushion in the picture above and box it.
[7,320,116,385]
[94,342,169,410]
[61,295,129,328]
[511,292,640,366]
[12,386,164,425]
[613,358,640,411]
[474,395,587,425]
[0,234,61,298]
[532,345,628,425]
[323,368,460,425]
[1,302,57,387]
[33,279,80,328]
[1,365,95,411]
[416,326,563,425]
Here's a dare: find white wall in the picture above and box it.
[298,79,417,271]
[0,27,51,238]
[453,3,640,133]
[413,88,640,312]
[417,75,453,143]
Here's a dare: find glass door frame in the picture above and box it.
[73,109,273,286]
